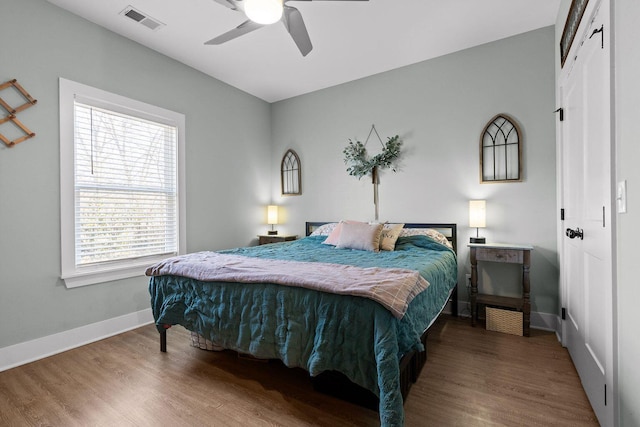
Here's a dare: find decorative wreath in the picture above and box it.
[343,134,402,179]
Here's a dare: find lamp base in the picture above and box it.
[268,230,278,235]
[470,237,486,244]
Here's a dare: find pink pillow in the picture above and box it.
[322,220,363,246]
[336,222,384,252]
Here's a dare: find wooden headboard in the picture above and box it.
[305,222,458,253]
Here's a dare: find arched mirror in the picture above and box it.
[281,149,301,195]
[480,114,522,183]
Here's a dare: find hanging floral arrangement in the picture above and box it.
[342,125,403,222]
[343,133,402,179]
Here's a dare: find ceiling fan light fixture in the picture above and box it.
[244,0,283,25]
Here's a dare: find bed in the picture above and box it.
[147,222,458,427]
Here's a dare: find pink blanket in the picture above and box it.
[146,252,430,319]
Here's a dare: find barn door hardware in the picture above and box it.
[589,25,604,49]
[554,107,564,121]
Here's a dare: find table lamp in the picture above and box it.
[469,200,486,243]
[267,205,279,235]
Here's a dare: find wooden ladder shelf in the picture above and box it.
[0,79,37,147]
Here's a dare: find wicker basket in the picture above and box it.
[486,307,523,336]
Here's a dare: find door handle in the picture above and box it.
[565,227,584,240]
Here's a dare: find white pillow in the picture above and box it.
[399,228,452,249]
[336,222,384,252]
[322,220,363,245]
[309,222,339,236]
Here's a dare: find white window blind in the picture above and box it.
[59,78,185,288]
[73,103,178,266]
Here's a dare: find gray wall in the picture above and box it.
[6,0,636,420]
[613,1,640,425]
[0,1,559,354]
[271,27,558,315]
[0,0,271,348]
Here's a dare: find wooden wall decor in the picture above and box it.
[0,79,37,147]
[560,0,590,67]
[281,149,302,195]
[480,114,522,183]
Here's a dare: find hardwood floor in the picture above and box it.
[0,316,598,426]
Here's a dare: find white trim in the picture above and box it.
[529,311,559,333]
[0,307,561,373]
[0,308,153,372]
[61,256,168,288]
[59,77,187,288]
[456,305,561,334]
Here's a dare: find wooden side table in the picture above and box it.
[258,234,297,245]
[469,243,533,336]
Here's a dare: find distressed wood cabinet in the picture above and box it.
[469,243,533,336]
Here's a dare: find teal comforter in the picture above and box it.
[149,235,457,426]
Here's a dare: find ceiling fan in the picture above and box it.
[205,0,369,57]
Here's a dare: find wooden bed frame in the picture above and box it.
[304,222,458,408]
[157,222,458,411]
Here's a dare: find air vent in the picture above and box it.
[120,6,165,31]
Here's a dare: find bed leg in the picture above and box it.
[451,284,458,317]
[160,330,167,352]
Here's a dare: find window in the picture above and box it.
[59,78,185,288]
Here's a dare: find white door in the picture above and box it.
[559,1,614,425]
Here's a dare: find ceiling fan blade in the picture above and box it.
[282,6,312,56]
[212,0,239,10]
[204,20,264,45]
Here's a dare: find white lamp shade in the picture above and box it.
[267,205,279,225]
[244,0,283,25]
[469,200,486,228]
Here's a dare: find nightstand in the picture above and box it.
[258,234,297,245]
[469,243,533,336]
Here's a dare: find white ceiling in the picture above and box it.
[46,0,560,103]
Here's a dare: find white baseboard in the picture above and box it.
[0,308,154,372]
[454,300,560,334]
[0,305,561,373]
[530,311,560,333]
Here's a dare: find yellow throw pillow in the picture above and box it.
[379,223,405,251]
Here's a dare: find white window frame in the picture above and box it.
[59,78,186,288]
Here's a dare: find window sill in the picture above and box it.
[61,256,172,288]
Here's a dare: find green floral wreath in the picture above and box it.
[343,134,402,179]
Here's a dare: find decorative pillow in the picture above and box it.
[336,222,384,252]
[379,223,404,251]
[399,228,453,249]
[310,222,339,237]
[322,220,362,245]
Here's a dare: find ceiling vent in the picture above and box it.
[120,6,165,31]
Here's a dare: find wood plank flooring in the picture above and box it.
[0,316,598,426]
